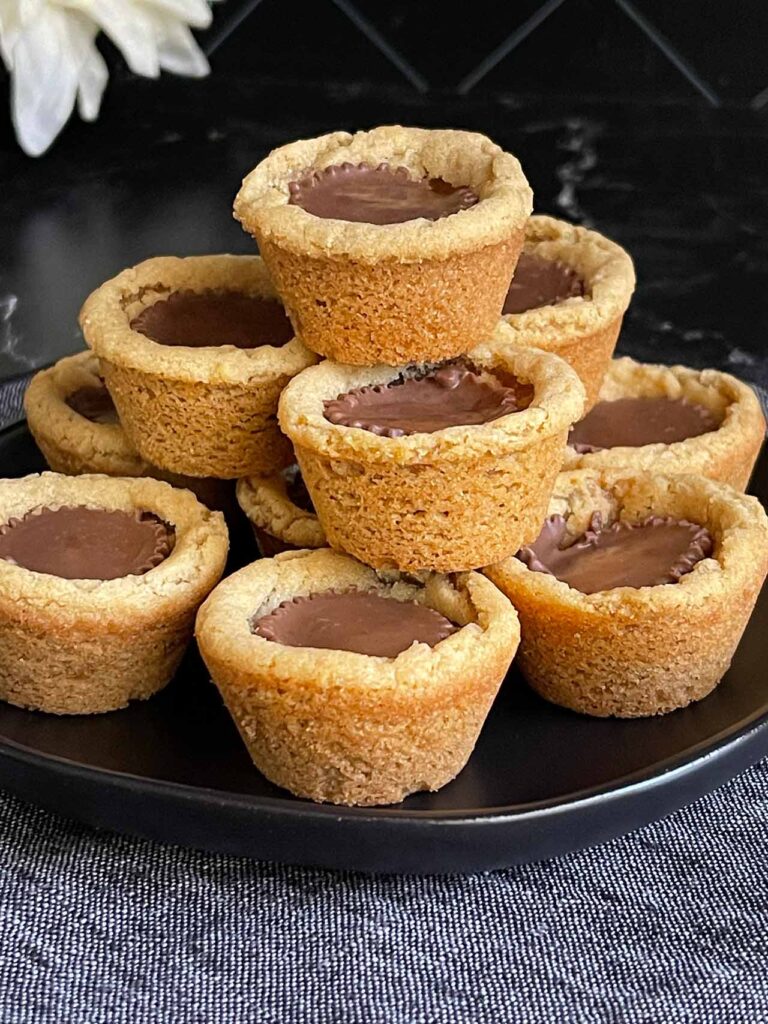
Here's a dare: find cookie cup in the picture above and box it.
[25,350,145,477]
[24,351,236,513]
[195,547,519,806]
[236,466,326,557]
[563,356,765,490]
[485,469,768,718]
[503,215,635,408]
[0,473,228,715]
[278,325,586,572]
[79,255,318,479]
[234,126,532,365]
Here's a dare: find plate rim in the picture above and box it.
[1,713,766,829]
[0,694,767,823]
[0,419,767,865]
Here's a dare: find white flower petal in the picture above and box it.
[2,0,215,154]
[0,0,46,66]
[153,15,209,77]
[10,6,80,155]
[136,0,213,31]
[76,42,108,120]
[73,0,160,77]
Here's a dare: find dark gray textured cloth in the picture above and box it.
[1,376,767,1024]
[2,768,768,1024]
[0,374,30,432]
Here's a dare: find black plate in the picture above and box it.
[0,421,766,874]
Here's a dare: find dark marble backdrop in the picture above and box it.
[0,0,766,388]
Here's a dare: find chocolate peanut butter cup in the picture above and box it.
[502,215,635,409]
[79,255,318,479]
[236,463,326,558]
[288,162,478,225]
[563,356,765,490]
[234,125,533,365]
[196,548,519,806]
[65,382,119,425]
[323,360,534,437]
[131,291,293,350]
[568,396,719,453]
[0,473,227,715]
[252,589,459,658]
[278,324,586,573]
[517,513,713,594]
[0,506,173,580]
[503,251,584,315]
[486,468,768,718]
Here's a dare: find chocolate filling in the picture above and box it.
[130,291,293,349]
[281,465,314,514]
[324,362,534,437]
[518,513,713,594]
[65,383,119,425]
[0,506,174,580]
[288,162,478,225]
[252,526,296,559]
[252,589,459,658]
[569,397,721,453]
[503,252,584,315]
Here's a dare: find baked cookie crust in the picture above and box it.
[503,215,635,408]
[486,469,768,718]
[25,350,145,477]
[79,255,318,479]
[563,356,765,490]
[234,126,533,365]
[236,466,326,557]
[196,547,519,806]
[24,350,238,513]
[278,323,586,572]
[0,472,228,714]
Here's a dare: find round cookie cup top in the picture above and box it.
[195,548,519,686]
[501,215,635,344]
[278,322,586,465]
[486,469,768,617]
[234,126,533,263]
[0,472,229,624]
[24,351,145,474]
[563,357,765,475]
[236,467,326,551]
[79,254,318,385]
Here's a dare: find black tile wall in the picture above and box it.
[639,1,768,105]
[207,0,411,88]
[200,0,768,108]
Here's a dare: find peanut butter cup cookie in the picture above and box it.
[24,351,236,513]
[25,350,145,477]
[236,464,325,557]
[486,469,768,718]
[79,255,318,479]
[279,324,586,572]
[0,473,228,715]
[196,548,519,805]
[234,126,532,365]
[502,215,635,407]
[564,356,765,490]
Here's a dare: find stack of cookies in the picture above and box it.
[5,125,768,808]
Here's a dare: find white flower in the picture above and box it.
[0,0,216,156]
